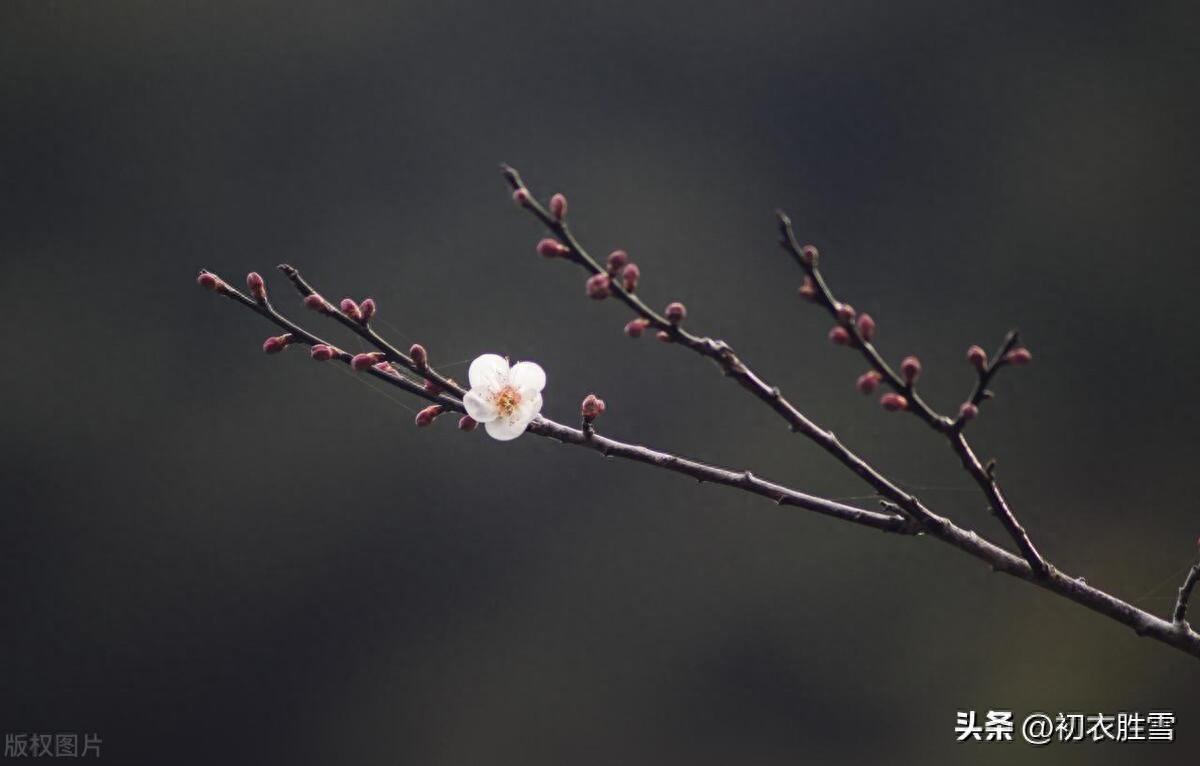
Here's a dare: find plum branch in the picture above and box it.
[777,212,1048,576]
[193,168,1200,662]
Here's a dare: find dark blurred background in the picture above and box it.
[3,1,1199,763]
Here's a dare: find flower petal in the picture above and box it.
[484,415,530,441]
[508,361,546,393]
[468,353,509,391]
[515,392,543,423]
[463,389,499,423]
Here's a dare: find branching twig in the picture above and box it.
[196,270,911,535]
[194,170,1200,663]
[1174,561,1200,625]
[776,212,1049,577]
[502,164,947,533]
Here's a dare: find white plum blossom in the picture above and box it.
[462,354,546,441]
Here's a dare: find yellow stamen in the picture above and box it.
[493,386,522,417]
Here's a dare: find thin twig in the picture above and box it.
[502,165,947,532]
[198,270,910,535]
[776,212,1050,577]
[1173,561,1200,624]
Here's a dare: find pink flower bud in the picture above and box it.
[549,192,568,220]
[246,272,266,300]
[800,244,819,266]
[513,188,531,207]
[664,301,687,323]
[409,343,428,368]
[828,326,851,346]
[581,393,606,422]
[836,303,856,322]
[415,405,443,427]
[197,272,222,291]
[880,393,909,412]
[586,273,611,300]
[798,277,817,301]
[310,344,335,361]
[620,262,640,292]
[966,345,988,370]
[1005,347,1033,366]
[624,317,650,338]
[537,238,569,259]
[423,379,441,395]
[339,298,362,322]
[457,415,478,432]
[656,330,672,342]
[262,334,291,354]
[351,352,385,371]
[856,313,876,341]
[959,402,979,421]
[304,293,329,312]
[900,355,922,385]
[856,370,883,395]
[359,297,376,323]
[607,250,629,272]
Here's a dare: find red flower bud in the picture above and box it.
[664,301,687,323]
[624,317,650,338]
[457,415,478,432]
[423,379,441,395]
[620,262,640,292]
[262,334,291,354]
[1005,347,1033,366]
[856,370,883,395]
[880,392,909,412]
[798,277,817,301]
[304,294,329,312]
[537,238,569,259]
[800,244,819,266]
[549,192,568,220]
[900,355,922,385]
[656,330,672,342]
[828,326,851,346]
[586,273,611,300]
[836,303,856,322]
[351,352,385,371]
[246,272,266,300]
[581,393,606,422]
[959,402,979,421]
[358,297,376,323]
[856,313,876,341]
[966,345,988,371]
[415,405,443,427]
[339,298,362,322]
[512,188,531,207]
[409,343,428,369]
[607,249,629,272]
[310,344,335,361]
[197,272,222,291]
